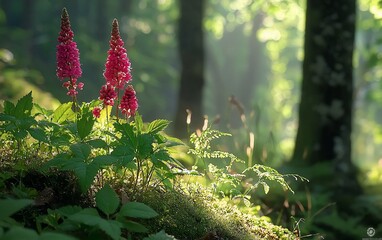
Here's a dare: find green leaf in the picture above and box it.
[143,230,177,240]
[41,153,70,171]
[92,155,118,167]
[52,103,75,124]
[95,184,120,216]
[111,146,135,166]
[14,92,33,118]
[28,127,48,143]
[0,199,33,220]
[0,226,39,240]
[77,110,95,140]
[3,100,15,115]
[55,205,83,217]
[13,129,28,140]
[147,119,171,134]
[62,160,98,192]
[137,134,154,159]
[70,143,91,159]
[134,113,143,133]
[68,209,122,240]
[121,220,148,233]
[33,103,53,118]
[86,139,108,149]
[119,202,158,219]
[40,232,78,240]
[114,122,137,146]
[0,113,16,122]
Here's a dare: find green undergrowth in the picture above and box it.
[136,182,296,240]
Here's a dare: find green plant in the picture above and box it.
[37,184,161,240]
[0,198,77,240]
[188,127,308,199]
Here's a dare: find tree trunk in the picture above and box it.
[292,0,361,198]
[174,0,205,138]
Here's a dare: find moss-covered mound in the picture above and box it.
[137,183,296,240]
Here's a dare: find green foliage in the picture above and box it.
[0,199,77,240]
[119,202,159,219]
[95,184,119,216]
[189,127,307,197]
[37,187,159,240]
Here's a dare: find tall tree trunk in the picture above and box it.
[174,0,205,138]
[292,0,361,200]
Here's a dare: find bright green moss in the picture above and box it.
[137,182,296,240]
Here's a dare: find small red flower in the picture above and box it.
[119,85,138,118]
[99,84,117,106]
[103,19,132,89]
[92,107,101,118]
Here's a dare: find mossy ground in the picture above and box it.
[0,146,296,240]
[135,182,296,240]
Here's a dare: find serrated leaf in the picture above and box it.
[70,143,91,159]
[119,202,158,219]
[52,103,75,123]
[3,100,15,115]
[96,184,120,215]
[0,113,16,122]
[137,134,154,159]
[147,119,171,134]
[0,199,33,220]
[114,122,137,146]
[14,92,33,118]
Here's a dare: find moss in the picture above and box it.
[136,182,296,240]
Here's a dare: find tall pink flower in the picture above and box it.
[103,19,132,89]
[99,84,117,106]
[119,85,138,118]
[56,8,83,97]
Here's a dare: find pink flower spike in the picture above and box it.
[56,8,82,80]
[92,107,101,118]
[119,85,138,118]
[103,19,132,89]
[99,84,117,106]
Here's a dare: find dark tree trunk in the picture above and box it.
[292,0,361,200]
[174,0,205,138]
[292,0,359,201]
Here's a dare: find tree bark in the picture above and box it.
[174,0,205,138]
[292,0,361,197]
